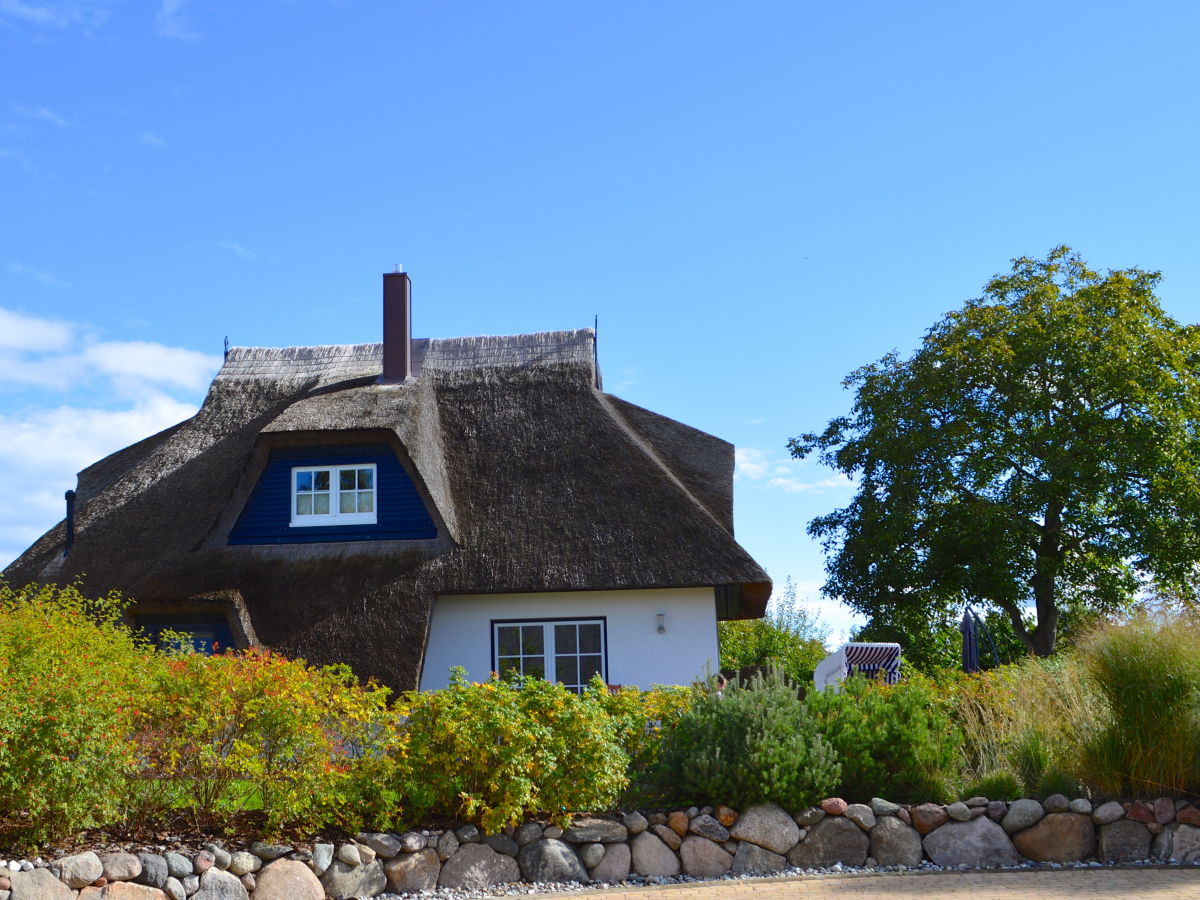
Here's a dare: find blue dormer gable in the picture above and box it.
[228,443,437,544]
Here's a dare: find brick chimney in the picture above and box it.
[382,270,412,381]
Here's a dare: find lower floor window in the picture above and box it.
[493,618,606,693]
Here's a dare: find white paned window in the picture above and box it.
[291,464,377,526]
[493,619,606,693]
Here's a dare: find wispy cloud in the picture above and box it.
[0,0,112,30]
[13,104,71,127]
[735,447,853,494]
[0,306,73,350]
[155,0,197,39]
[8,261,68,289]
[139,131,168,149]
[218,240,258,260]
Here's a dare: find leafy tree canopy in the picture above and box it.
[790,246,1200,657]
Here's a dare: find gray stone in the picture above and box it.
[319,860,386,900]
[945,802,971,822]
[438,843,519,890]
[629,831,680,877]
[356,844,377,865]
[543,825,563,839]
[787,816,868,868]
[844,803,878,830]
[924,817,1020,868]
[869,815,923,868]
[1043,794,1070,813]
[201,847,230,871]
[135,853,169,889]
[622,811,648,835]
[688,814,730,842]
[1012,813,1096,862]
[383,849,440,894]
[1069,798,1093,815]
[192,867,250,900]
[579,843,605,868]
[254,860,323,899]
[731,842,786,875]
[335,845,360,867]
[650,823,681,851]
[1092,800,1126,825]
[730,803,800,854]
[986,801,1008,823]
[396,831,425,853]
[964,796,989,808]
[1001,798,1045,834]
[1173,824,1200,862]
[356,832,402,859]
[454,824,483,844]
[7,868,75,900]
[1098,819,1152,862]
[562,816,628,843]
[238,874,254,893]
[869,798,900,817]
[436,830,460,861]
[247,843,291,862]
[518,839,587,883]
[53,851,102,889]
[180,876,199,896]
[100,852,143,883]
[225,853,260,878]
[1153,823,1180,860]
[589,842,631,881]
[162,854,191,881]
[794,806,826,826]
[679,836,732,877]
[309,844,334,876]
[514,823,542,846]
[162,877,185,900]
[485,833,519,857]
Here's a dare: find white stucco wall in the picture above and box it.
[419,587,719,691]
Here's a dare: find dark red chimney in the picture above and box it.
[382,271,412,381]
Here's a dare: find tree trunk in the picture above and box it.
[1027,500,1064,656]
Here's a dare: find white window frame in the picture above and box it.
[492,618,607,693]
[290,463,378,527]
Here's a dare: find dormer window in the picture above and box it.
[291,464,377,526]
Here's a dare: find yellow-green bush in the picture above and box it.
[594,681,691,802]
[0,581,153,844]
[398,669,629,833]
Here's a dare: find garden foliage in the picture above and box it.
[652,669,838,809]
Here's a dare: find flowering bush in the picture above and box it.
[398,669,628,832]
[0,581,152,844]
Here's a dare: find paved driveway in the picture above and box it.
[572,867,1200,900]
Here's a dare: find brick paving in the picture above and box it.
[564,866,1200,900]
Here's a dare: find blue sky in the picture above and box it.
[3,1,1200,642]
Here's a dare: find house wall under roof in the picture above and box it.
[420,587,719,691]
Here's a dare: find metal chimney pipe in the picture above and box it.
[382,271,412,381]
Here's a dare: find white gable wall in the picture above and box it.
[419,587,719,691]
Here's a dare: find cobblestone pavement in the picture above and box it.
[569,867,1200,900]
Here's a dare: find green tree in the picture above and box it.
[718,576,829,683]
[790,246,1200,657]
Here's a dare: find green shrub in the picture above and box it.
[806,673,959,802]
[0,581,152,845]
[398,669,628,833]
[135,648,400,833]
[1073,615,1200,797]
[593,682,691,803]
[652,669,838,808]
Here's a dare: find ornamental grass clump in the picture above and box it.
[0,581,153,845]
[1073,614,1200,797]
[398,669,628,833]
[652,668,838,809]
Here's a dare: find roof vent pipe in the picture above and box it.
[382,271,412,381]
[64,489,76,557]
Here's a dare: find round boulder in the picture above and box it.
[679,836,732,877]
[1012,813,1096,862]
[383,849,440,894]
[517,839,587,883]
[252,859,323,900]
[786,816,868,869]
[922,816,1020,868]
[869,815,923,868]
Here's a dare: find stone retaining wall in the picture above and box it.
[4,795,1200,899]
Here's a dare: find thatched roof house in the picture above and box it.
[5,274,770,691]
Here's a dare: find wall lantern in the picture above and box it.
[656,613,666,634]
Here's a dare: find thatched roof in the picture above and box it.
[5,329,770,690]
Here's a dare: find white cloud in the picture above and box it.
[9,261,68,288]
[155,0,197,39]
[0,306,73,350]
[735,446,853,494]
[0,0,111,30]
[218,240,257,260]
[139,131,168,149]
[13,105,71,127]
[0,306,219,568]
